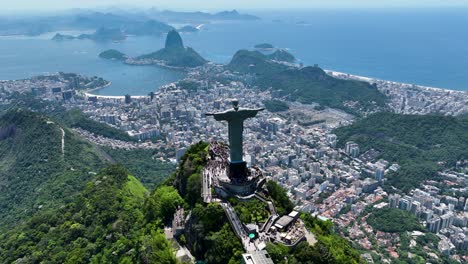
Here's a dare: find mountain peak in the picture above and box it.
[165,30,184,49]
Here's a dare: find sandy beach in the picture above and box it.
[325,70,467,94]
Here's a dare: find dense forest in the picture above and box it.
[266,180,295,215]
[0,165,177,263]
[335,112,468,192]
[0,109,108,230]
[104,148,175,189]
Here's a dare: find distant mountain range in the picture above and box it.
[0,9,259,36]
[52,27,127,41]
[147,9,260,23]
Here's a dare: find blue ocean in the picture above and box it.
[0,8,467,95]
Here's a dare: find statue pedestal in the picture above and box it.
[229,162,248,179]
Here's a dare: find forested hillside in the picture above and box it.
[0,109,109,230]
[0,165,176,263]
[335,112,468,192]
[228,50,386,113]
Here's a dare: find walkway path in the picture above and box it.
[59,127,65,157]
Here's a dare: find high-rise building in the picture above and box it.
[446,196,458,208]
[125,94,132,104]
[398,198,411,211]
[410,201,421,215]
[440,213,454,230]
[345,141,360,158]
[421,209,433,222]
[389,194,400,208]
[375,168,385,182]
[327,134,337,148]
[310,162,321,175]
[308,178,316,188]
[428,217,441,233]
[320,181,329,192]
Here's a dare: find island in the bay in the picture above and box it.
[52,27,126,42]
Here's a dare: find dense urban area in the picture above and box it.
[1,53,467,263]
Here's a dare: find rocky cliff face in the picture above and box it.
[165,30,184,49]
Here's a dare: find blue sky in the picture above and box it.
[3,0,468,12]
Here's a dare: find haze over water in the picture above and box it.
[0,8,467,95]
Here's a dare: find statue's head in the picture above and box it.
[231,99,239,111]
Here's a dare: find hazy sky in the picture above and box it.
[1,0,468,12]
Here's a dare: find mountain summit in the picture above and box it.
[136,30,207,68]
[165,30,184,49]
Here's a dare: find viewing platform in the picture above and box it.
[205,141,262,197]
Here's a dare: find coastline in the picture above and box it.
[325,70,468,94]
[83,81,112,93]
[123,57,195,71]
[83,68,468,100]
[83,92,151,100]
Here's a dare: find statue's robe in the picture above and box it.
[210,108,263,163]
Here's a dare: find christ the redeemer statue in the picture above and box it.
[206,99,264,166]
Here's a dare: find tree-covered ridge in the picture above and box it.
[268,49,296,63]
[184,203,244,264]
[161,142,244,263]
[266,180,294,215]
[104,148,175,190]
[0,109,108,230]
[228,50,386,113]
[99,49,128,60]
[334,112,468,192]
[0,165,177,264]
[166,141,209,206]
[57,108,136,142]
[6,94,135,142]
[229,49,288,75]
